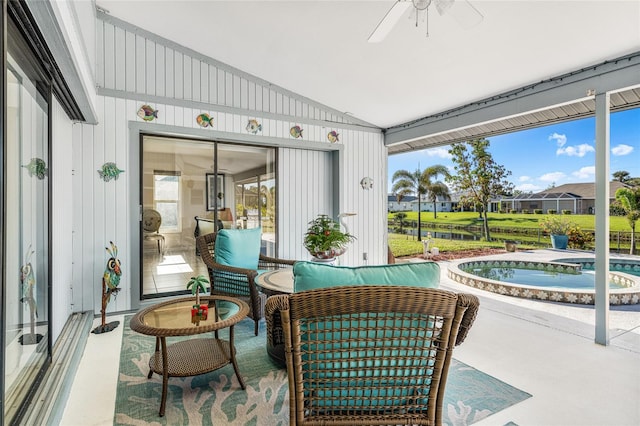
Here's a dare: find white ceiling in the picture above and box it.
[97,0,640,129]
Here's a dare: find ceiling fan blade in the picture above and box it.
[439,0,483,29]
[434,0,454,16]
[368,1,413,43]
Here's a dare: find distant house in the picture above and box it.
[388,194,456,213]
[388,195,417,212]
[499,181,630,214]
[409,196,455,213]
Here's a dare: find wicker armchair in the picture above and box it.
[196,232,295,335]
[276,285,479,425]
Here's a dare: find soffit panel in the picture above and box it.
[388,86,640,155]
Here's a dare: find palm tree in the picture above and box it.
[187,274,209,305]
[422,165,451,219]
[392,169,426,239]
[615,187,640,255]
[613,170,631,183]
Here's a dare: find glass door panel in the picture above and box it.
[141,137,276,298]
[4,58,50,423]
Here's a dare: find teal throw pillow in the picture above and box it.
[215,227,261,270]
[293,261,440,292]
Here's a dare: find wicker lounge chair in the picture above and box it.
[265,261,442,366]
[196,231,294,335]
[275,285,479,425]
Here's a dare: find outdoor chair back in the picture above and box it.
[275,285,479,425]
[196,230,294,335]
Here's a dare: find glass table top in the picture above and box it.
[131,296,247,336]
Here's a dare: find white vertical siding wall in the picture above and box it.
[339,131,388,266]
[51,99,74,343]
[72,13,386,314]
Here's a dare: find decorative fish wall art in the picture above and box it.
[137,104,158,122]
[98,162,125,182]
[290,125,304,139]
[246,119,262,134]
[327,131,340,143]
[22,157,48,180]
[197,113,213,128]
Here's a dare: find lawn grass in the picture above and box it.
[387,211,636,257]
[388,233,541,257]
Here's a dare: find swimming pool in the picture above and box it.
[553,257,640,277]
[461,266,625,290]
[448,258,640,305]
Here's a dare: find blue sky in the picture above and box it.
[388,108,640,193]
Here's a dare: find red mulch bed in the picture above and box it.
[396,248,508,262]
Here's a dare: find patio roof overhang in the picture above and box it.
[385,51,640,153]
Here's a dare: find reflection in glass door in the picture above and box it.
[141,136,276,298]
[3,29,51,423]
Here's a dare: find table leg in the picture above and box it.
[148,337,160,379]
[159,336,169,417]
[228,325,246,389]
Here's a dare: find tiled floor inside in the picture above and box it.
[60,249,640,425]
[142,239,209,296]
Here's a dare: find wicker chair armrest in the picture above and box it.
[455,293,480,346]
[259,254,296,267]
[265,294,289,318]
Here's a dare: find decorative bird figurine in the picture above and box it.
[19,246,42,344]
[103,241,122,305]
[20,247,37,318]
[93,241,122,334]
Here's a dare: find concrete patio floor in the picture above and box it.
[434,249,640,425]
[61,249,640,425]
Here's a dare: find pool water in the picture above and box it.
[462,267,625,290]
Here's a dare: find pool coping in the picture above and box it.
[447,258,640,305]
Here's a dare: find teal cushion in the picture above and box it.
[302,314,436,408]
[293,261,440,292]
[214,228,261,270]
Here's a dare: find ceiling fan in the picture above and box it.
[368,0,483,43]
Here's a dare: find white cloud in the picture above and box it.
[556,143,595,157]
[424,147,451,159]
[539,172,566,182]
[572,166,595,179]
[549,132,567,147]
[515,183,542,192]
[519,176,531,182]
[611,144,634,156]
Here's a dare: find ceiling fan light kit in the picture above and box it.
[367,0,483,43]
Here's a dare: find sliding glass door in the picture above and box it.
[3,15,51,424]
[140,135,276,299]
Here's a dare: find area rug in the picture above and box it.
[115,316,531,425]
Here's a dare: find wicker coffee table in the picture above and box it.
[130,295,249,416]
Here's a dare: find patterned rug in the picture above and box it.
[115,316,530,425]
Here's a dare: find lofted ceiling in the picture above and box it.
[97,0,640,150]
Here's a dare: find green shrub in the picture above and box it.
[562,210,572,215]
[522,209,529,214]
[540,215,572,235]
[534,209,543,214]
[568,225,594,249]
[547,209,557,214]
[610,202,626,216]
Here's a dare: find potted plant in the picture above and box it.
[539,216,573,249]
[187,274,209,323]
[303,214,356,261]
